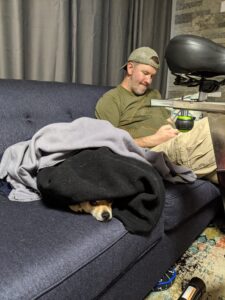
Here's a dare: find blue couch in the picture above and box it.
[0,79,222,300]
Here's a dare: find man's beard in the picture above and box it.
[132,83,148,96]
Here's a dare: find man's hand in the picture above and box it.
[134,124,179,148]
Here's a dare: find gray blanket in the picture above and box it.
[0,117,196,201]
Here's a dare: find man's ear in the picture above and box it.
[126,62,135,75]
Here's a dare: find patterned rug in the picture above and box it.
[146,224,225,299]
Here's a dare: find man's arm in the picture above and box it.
[134,123,179,148]
[96,90,178,148]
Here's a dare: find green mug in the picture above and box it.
[175,116,195,132]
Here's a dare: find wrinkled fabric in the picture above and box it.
[0,117,196,201]
[37,147,165,235]
[152,117,217,181]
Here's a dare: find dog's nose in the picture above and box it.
[102,211,110,221]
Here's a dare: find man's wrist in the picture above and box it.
[134,135,157,148]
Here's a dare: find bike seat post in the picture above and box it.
[198,91,208,101]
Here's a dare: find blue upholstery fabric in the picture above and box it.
[98,200,220,300]
[0,79,110,156]
[0,194,163,299]
[164,179,221,231]
[0,79,221,299]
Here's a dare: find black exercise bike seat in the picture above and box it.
[165,35,225,78]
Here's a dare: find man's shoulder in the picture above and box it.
[102,85,121,97]
[98,86,123,103]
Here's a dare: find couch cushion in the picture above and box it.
[164,179,221,231]
[0,79,110,156]
[0,194,163,300]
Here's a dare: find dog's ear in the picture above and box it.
[69,204,83,212]
[90,200,113,206]
[89,201,98,206]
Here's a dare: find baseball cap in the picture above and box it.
[121,47,160,70]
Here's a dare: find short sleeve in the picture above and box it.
[95,93,121,127]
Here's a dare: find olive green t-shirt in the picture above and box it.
[95,85,171,138]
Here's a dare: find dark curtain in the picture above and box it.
[0,0,172,96]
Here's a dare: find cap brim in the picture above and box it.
[120,63,127,70]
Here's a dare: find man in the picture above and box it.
[95,47,217,183]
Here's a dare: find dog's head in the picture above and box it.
[69,200,112,222]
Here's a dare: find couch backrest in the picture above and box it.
[0,79,111,156]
